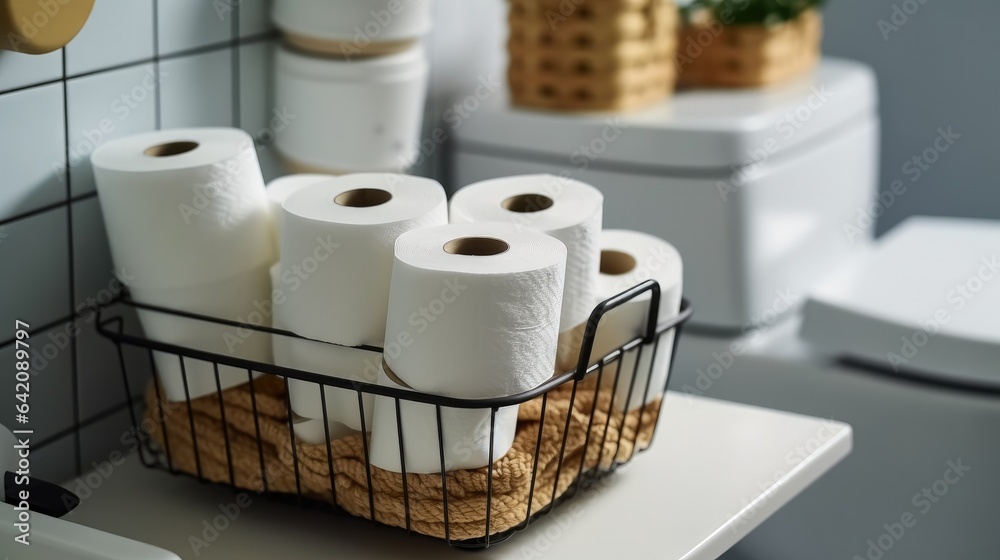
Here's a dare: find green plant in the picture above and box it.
[680,0,826,26]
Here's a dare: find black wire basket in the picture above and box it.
[96,279,691,549]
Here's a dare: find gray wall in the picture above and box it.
[821,0,1000,235]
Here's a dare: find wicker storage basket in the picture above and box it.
[676,8,821,88]
[508,0,677,111]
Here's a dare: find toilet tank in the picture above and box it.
[452,58,880,331]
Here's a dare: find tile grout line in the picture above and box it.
[152,0,161,130]
[33,396,142,452]
[0,314,75,349]
[0,191,98,229]
[0,33,277,98]
[231,2,241,129]
[61,46,83,478]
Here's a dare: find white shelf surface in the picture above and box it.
[64,393,851,560]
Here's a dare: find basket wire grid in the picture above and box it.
[96,279,691,549]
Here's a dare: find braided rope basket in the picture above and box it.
[508,0,678,111]
[676,8,822,88]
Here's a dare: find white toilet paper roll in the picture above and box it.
[275,43,428,174]
[449,175,603,367]
[92,128,275,401]
[132,264,272,402]
[271,263,381,432]
[369,364,519,474]
[278,174,446,427]
[386,222,567,398]
[279,337,381,432]
[92,128,275,291]
[266,174,330,253]
[272,0,432,57]
[292,416,357,445]
[590,230,682,412]
[280,174,447,344]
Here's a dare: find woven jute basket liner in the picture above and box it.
[508,0,677,111]
[677,9,822,88]
[144,374,660,541]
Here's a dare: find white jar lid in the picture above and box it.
[272,0,433,44]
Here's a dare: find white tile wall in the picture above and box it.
[79,408,134,471]
[0,49,61,92]
[0,2,277,474]
[0,83,66,222]
[0,323,75,442]
[75,306,149,420]
[0,207,70,329]
[67,63,158,196]
[158,48,234,128]
[238,41,273,136]
[157,0,232,56]
[31,434,76,484]
[65,0,155,76]
[71,198,115,305]
[256,144,286,183]
[239,0,275,38]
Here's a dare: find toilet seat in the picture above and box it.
[800,216,1000,389]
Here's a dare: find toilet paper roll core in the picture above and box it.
[143,141,200,157]
[442,237,510,256]
[501,193,554,213]
[601,250,638,276]
[334,188,392,207]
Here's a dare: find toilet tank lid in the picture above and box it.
[454,58,878,170]
[800,216,1000,389]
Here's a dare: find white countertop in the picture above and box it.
[64,393,851,560]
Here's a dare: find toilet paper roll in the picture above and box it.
[271,262,380,432]
[92,128,275,291]
[283,348,381,431]
[369,364,519,473]
[0,0,94,54]
[272,0,432,57]
[449,174,603,369]
[132,263,272,402]
[386,222,567,398]
[280,173,446,344]
[266,174,330,254]
[292,416,357,445]
[275,43,428,174]
[279,174,446,426]
[92,128,275,401]
[590,230,682,412]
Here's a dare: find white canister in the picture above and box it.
[272,0,433,57]
[275,42,428,175]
